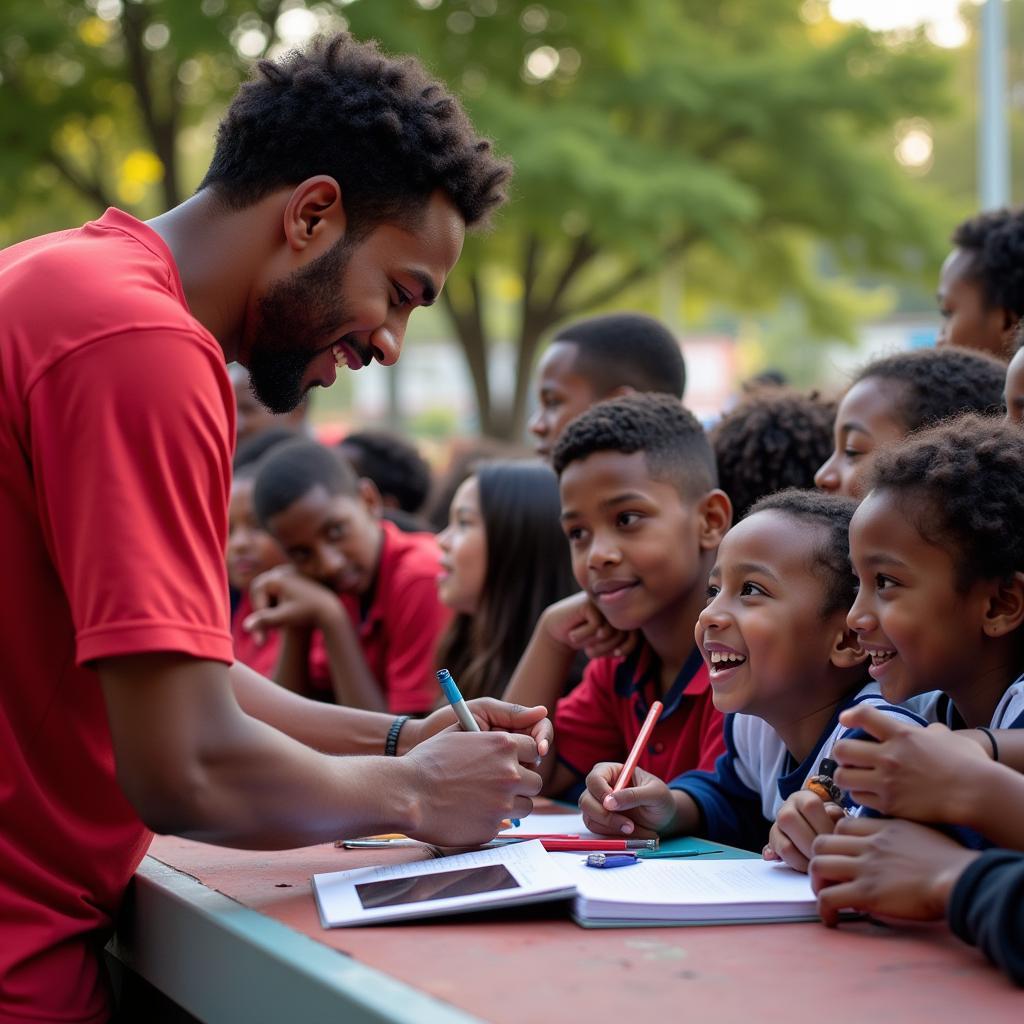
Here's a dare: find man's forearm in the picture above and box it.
[230,661,395,755]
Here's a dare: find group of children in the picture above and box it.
[221,211,1024,984]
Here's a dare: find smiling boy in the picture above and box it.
[506,394,730,794]
[247,439,448,714]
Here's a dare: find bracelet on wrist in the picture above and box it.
[385,715,411,757]
[977,726,999,763]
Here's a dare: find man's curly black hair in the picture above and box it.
[952,208,1024,321]
[339,429,432,514]
[867,413,1024,588]
[747,489,859,617]
[712,388,835,519]
[552,393,717,498]
[851,346,1005,433]
[199,33,511,233]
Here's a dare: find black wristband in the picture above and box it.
[977,726,999,763]
[385,715,410,757]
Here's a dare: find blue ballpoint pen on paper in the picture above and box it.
[436,668,520,827]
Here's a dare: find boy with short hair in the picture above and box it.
[528,312,686,460]
[507,393,731,794]
[248,439,447,714]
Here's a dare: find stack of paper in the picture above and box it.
[553,853,819,927]
[312,838,819,929]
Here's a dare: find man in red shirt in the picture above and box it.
[0,34,549,1024]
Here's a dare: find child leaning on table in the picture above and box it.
[505,394,732,797]
[580,489,926,867]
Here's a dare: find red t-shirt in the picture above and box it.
[332,520,448,713]
[0,209,235,1023]
[554,644,726,782]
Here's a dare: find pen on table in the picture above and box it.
[437,667,520,827]
[586,852,640,869]
[612,699,664,794]
[637,849,723,859]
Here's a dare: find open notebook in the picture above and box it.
[312,840,818,929]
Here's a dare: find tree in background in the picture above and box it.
[1,0,954,437]
[345,0,953,435]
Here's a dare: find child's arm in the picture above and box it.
[831,704,1024,848]
[810,817,981,927]
[504,592,628,792]
[273,626,314,694]
[959,729,1024,773]
[245,566,387,712]
[580,763,702,838]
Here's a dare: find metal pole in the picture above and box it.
[979,0,1010,209]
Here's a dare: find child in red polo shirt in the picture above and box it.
[243,439,447,714]
[506,394,732,794]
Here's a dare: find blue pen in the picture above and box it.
[586,852,639,869]
[436,668,520,827]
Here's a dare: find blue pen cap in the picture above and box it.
[436,668,460,704]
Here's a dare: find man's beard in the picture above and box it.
[246,238,355,414]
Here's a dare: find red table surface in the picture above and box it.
[146,833,1022,1023]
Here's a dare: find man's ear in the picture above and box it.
[358,477,384,519]
[698,489,733,551]
[829,625,868,670]
[604,384,637,400]
[282,175,345,254]
[981,571,1024,638]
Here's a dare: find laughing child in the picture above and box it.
[841,413,1024,770]
[505,394,731,795]
[580,489,926,865]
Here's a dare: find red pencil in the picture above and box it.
[538,838,656,852]
[612,700,663,793]
[488,837,656,851]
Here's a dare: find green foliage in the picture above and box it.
[0,0,958,436]
[345,1,954,434]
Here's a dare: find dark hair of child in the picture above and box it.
[435,461,579,701]
[199,33,512,235]
[552,312,685,399]
[252,439,359,527]
[551,393,716,497]
[746,489,859,617]
[712,388,835,519]
[424,437,531,532]
[233,426,301,471]
[867,413,1024,590]
[952,208,1024,324]
[850,346,1006,433]
[339,430,432,514]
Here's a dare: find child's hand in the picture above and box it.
[244,566,343,644]
[580,763,676,836]
[766,791,846,873]
[541,592,632,659]
[810,817,980,927]
[831,704,991,826]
